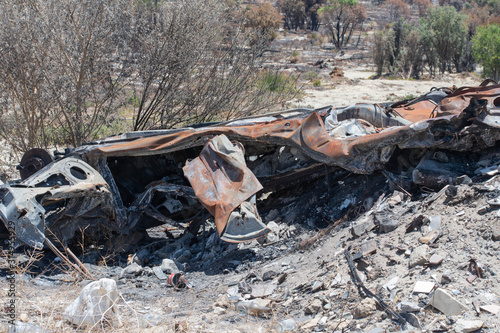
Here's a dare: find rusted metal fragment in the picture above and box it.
[183,135,269,242]
[77,89,499,175]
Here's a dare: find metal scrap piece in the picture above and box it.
[0,158,112,248]
[183,135,269,242]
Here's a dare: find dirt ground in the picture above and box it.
[1,64,500,333]
[296,64,482,109]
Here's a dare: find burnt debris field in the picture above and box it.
[2,82,500,332]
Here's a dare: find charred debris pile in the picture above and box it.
[2,81,500,272]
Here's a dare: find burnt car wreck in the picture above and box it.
[2,81,500,251]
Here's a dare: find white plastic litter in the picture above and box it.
[64,278,122,327]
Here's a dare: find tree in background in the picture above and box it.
[439,0,466,11]
[372,19,425,78]
[372,29,395,76]
[413,0,431,17]
[472,23,500,81]
[278,0,326,31]
[384,0,410,22]
[278,0,307,30]
[420,6,468,73]
[304,0,327,30]
[243,3,283,44]
[0,2,56,152]
[318,0,366,49]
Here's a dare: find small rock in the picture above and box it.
[406,214,429,232]
[466,275,477,284]
[120,262,143,278]
[480,304,500,314]
[430,288,468,316]
[304,299,323,315]
[262,271,277,281]
[275,318,298,332]
[267,221,281,234]
[264,231,279,243]
[478,205,489,215]
[441,271,452,284]
[351,217,375,237]
[429,254,444,266]
[454,319,483,333]
[360,240,377,256]
[419,229,440,244]
[456,175,472,185]
[254,298,271,308]
[19,313,29,322]
[213,306,226,315]
[376,214,399,233]
[400,301,421,312]
[353,298,377,319]
[277,273,287,284]
[413,281,435,294]
[388,191,403,205]
[213,294,231,309]
[160,259,180,274]
[301,314,322,330]
[446,185,458,197]
[492,223,500,241]
[250,283,277,298]
[64,278,122,327]
[409,245,430,267]
[311,281,324,292]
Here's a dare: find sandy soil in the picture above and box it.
[294,64,483,109]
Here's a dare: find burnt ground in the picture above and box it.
[2,145,500,332]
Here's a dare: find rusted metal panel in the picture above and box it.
[183,135,268,242]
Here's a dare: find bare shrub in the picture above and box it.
[0,0,299,153]
[318,0,367,49]
[130,0,298,131]
[0,0,132,149]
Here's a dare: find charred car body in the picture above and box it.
[2,81,500,250]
